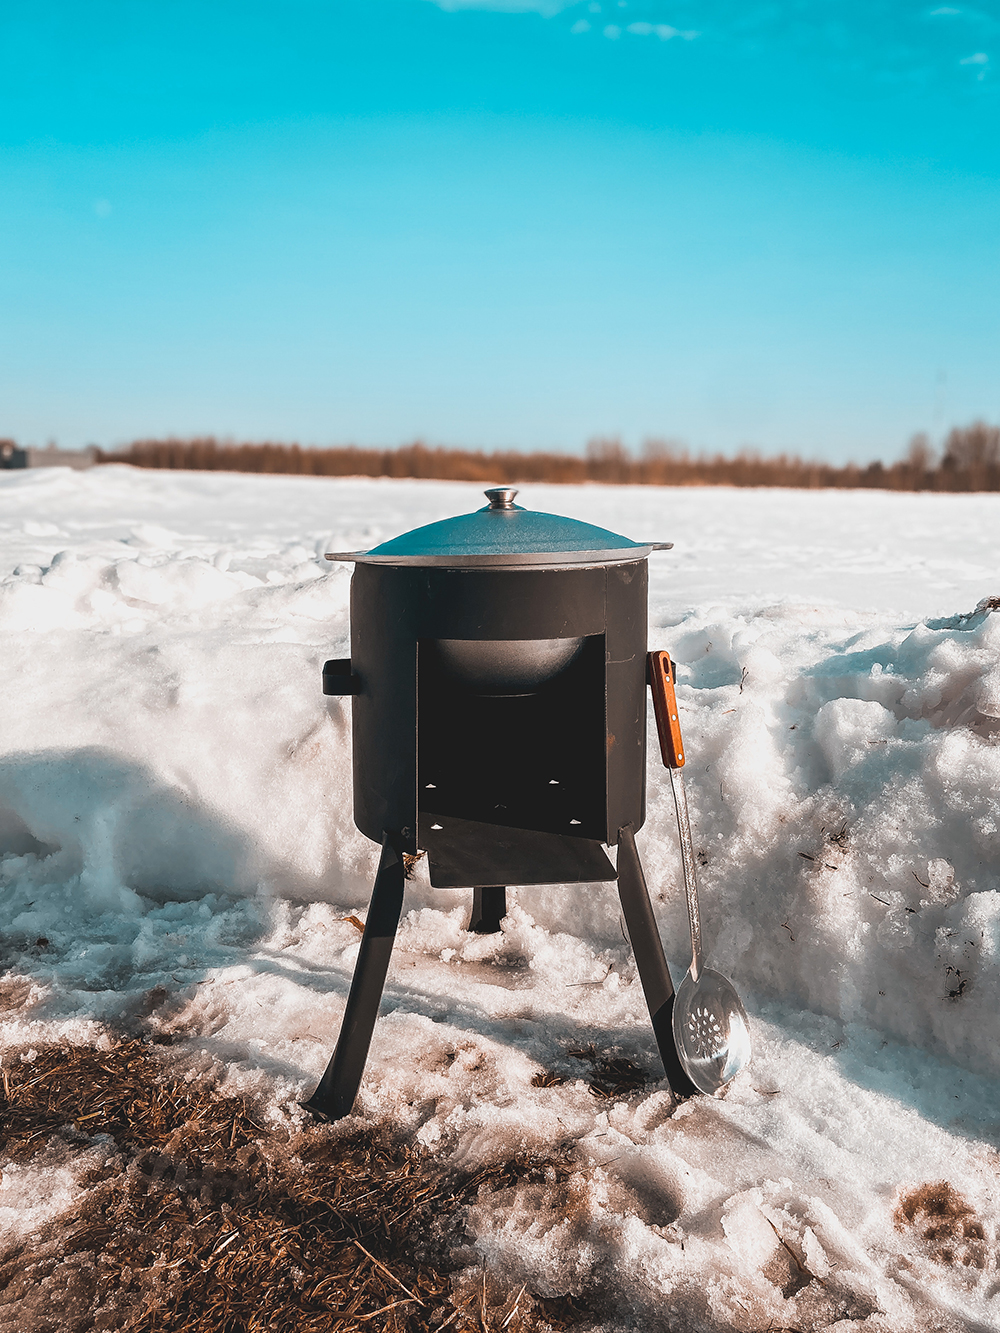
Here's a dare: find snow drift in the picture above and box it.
[2,467,1000,1330]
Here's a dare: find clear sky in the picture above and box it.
[1,0,998,462]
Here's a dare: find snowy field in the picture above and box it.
[2,465,1000,1331]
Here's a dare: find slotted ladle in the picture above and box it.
[648,651,753,1095]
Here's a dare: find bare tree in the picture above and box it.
[905,432,936,472]
[641,437,688,463]
[942,420,1000,470]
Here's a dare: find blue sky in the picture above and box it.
[1,1,998,462]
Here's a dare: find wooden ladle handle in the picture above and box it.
[647,650,686,769]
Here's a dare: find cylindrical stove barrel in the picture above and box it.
[348,560,648,863]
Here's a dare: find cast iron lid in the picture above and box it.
[325,488,672,568]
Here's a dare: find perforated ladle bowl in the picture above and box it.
[668,769,753,1093]
[672,968,753,1094]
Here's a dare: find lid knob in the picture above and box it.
[484,487,519,510]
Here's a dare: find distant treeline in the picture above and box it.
[98,421,1000,491]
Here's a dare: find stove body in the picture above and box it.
[350,560,646,889]
[306,490,696,1118]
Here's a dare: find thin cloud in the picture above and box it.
[626,20,698,39]
[960,49,989,76]
[429,0,577,14]
[431,0,698,34]
[427,0,985,84]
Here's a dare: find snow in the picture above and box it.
[2,466,1000,1330]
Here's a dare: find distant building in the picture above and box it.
[0,440,27,468]
[0,441,97,470]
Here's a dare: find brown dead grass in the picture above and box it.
[895,1181,988,1270]
[530,1047,650,1100]
[0,1041,593,1332]
[566,1047,649,1101]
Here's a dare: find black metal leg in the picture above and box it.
[304,832,406,1120]
[616,824,698,1099]
[468,885,507,934]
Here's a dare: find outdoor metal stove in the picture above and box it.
[306,487,698,1119]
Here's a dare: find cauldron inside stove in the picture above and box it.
[433,635,585,694]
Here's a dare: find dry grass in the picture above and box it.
[529,1046,650,1100]
[895,1182,988,1270]
[566,1047,649,1101]
[0,1041,593,1332]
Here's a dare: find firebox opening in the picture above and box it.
[416,633,607,846]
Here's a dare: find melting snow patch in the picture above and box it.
[2,469,1000,1328]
